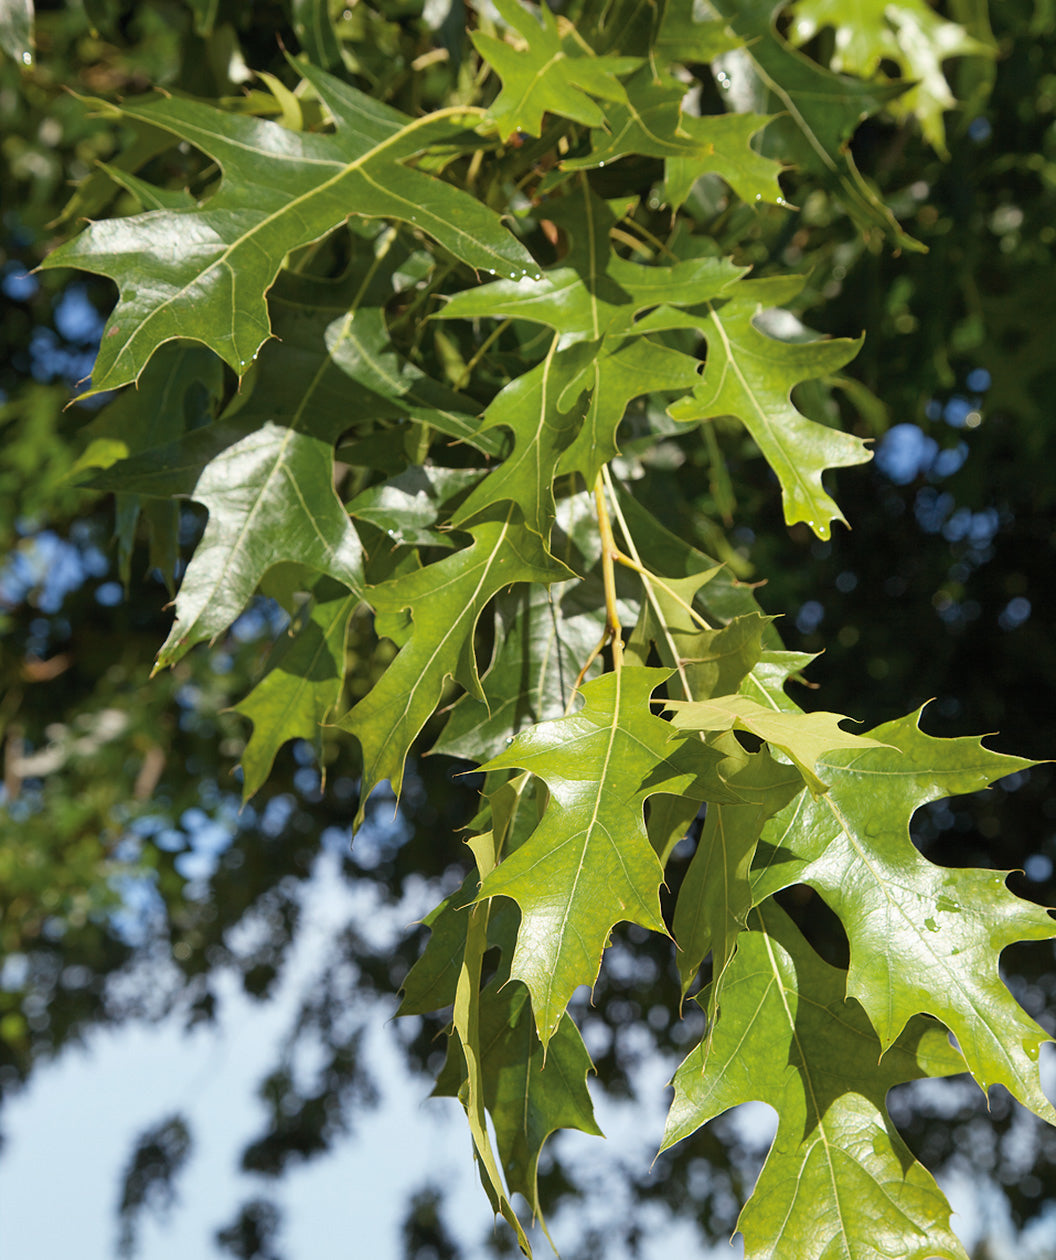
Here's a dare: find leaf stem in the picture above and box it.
[455,317,511,390]
[569,471,625,706]
[601,465,702,701]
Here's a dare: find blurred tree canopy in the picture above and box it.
[1,2,1055,1257]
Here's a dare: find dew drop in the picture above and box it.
[598,160,605,168]
[776,196,788,207]
[505,735,515,746]
[754,193,762,202]
[21,50,32,65]
[1024,1039,1040,1062]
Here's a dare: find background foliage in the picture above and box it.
[1,1,1055,1257]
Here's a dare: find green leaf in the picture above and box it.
[668,277,869,539]
[292,0,341,69]
[347,465,483,549]
[673,739,802,1002]
[666,692,888,795]
[612,488,784,630]
[710,0,921,250]
[437,181,744,344]
[339,508,574,820]
[476,666,737,1046]
[92,269,398,667]
[789,0,991,155]
[232,578,357,800]
[554,335,702,484]
[450,338,584,540]
[564,66,784,209]
[43,62,538,390]
[654,0,740,65]
[473,0,640,139]
[91,254,499,668]
[438,980,602,1233]
[400,774,539,1017]
[751,709,1055,1120]
[433,581,607,762]
[662,903,970,1260]
[449,829,532,1255]
[72,342,225,590]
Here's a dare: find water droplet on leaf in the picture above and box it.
[21,50,32,65]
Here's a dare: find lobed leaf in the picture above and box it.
[43,62,537,391]
[473,0,640,139]
[476,666,739,1046]
[339,508,573,822]
[710,0,921,250]
[666,692,889,795]
[789,0,992,155]
[751,709,1056,1120]
[662,903,970,1260]
[564,65,784,209]
[668,276,869,540]
[233,578,357,800]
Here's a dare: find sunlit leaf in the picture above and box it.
[666,692,888,795]
[789,0,992,154]
[339,508,573,820]
[476,667,739,1045]
[564,66,783,209]
[751,709,1054,1120]
[668,275,869,539]
[43,62,538,390]
[710,0,921,250]
[662,903,970,1260]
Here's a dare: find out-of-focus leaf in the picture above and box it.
[710,0,920,250]
[293,0,341,69]
[72,342,225,590]
[0,0,32,66]
[789,0,992,154]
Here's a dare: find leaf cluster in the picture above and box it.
[15,1,1052,1255]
